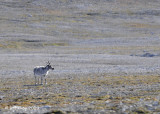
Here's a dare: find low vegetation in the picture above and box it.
[0,74,160,113]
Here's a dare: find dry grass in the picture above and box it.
[0,74,160,113]
[82,75,160,86]
[124,22,160,29]
[0,41,22,49]
[0,40,69,51]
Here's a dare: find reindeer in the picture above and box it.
[34,61,54,85]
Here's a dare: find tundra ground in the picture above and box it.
[0,0,160,113]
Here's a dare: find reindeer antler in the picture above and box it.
[47,61,50,65]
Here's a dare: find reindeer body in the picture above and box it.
[34,62,54,85]
[34,66,49,76]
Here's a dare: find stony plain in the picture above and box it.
[0,0,160,113]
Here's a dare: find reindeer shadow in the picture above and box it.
[23,84,50,87]
[23,84,42,87]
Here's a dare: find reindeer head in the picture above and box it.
[46,61,54,70]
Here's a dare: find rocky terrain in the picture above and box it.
[0,0,160,113]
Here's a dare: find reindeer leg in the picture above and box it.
[41,76,43,85]
[45,78,47,85]
[35,76,37,86]
[38,77,39,85]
